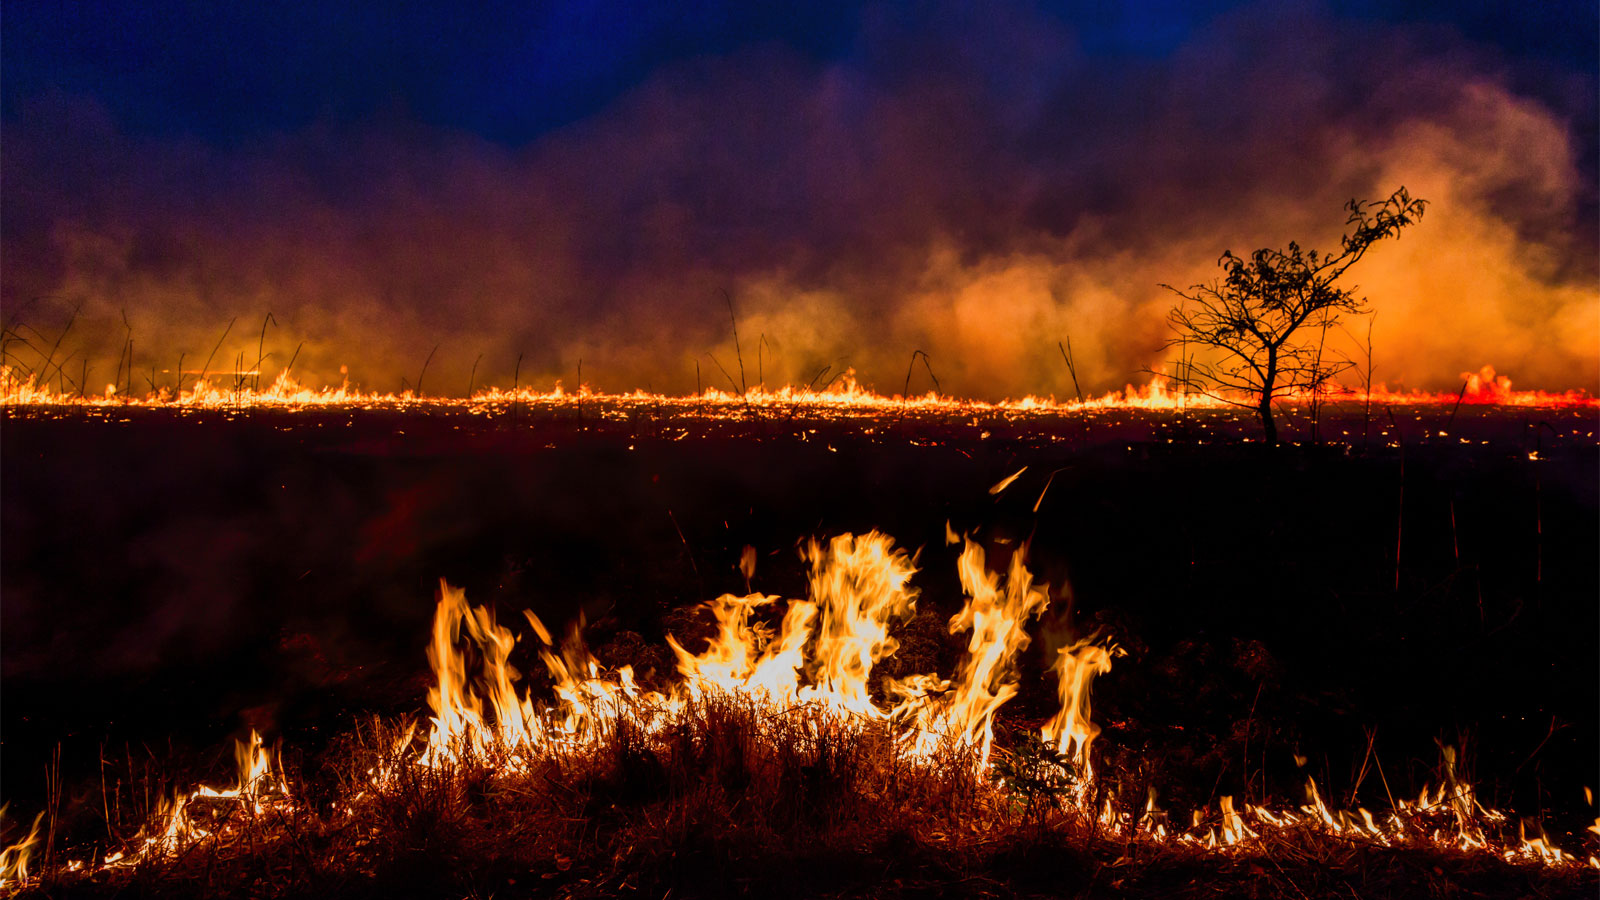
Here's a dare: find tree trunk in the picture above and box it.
[1259,397,1278,447]
[1259,349,1279,447]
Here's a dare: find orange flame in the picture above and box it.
[3,364,1590,413]
[0,808,43,889]
[16,528,1594,885]
[1040,637,1117,778]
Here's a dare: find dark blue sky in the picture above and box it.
[5,1,1593,144]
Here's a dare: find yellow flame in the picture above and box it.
[1040,637,1116,778]
[1220,796,1256,845]
[4,364,1590,412]
[22,524,1596,880]
[989,466,1027,495]
[0,808,43,888]
[894,540,1060,765]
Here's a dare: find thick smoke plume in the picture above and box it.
[3,5,1595,398]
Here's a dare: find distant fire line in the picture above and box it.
[1,365,1593,412]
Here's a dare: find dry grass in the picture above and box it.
[16,697,1596,899]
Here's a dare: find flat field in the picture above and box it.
[2,400,1595,895]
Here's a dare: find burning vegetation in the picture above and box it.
[5,5,1596,897]
[1,288,1595,898]
[2,513,1595,897]
[0,230,1593,890]
[1,362,1592,417]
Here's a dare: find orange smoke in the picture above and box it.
[2,8,1593,400]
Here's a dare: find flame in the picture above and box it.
[3,363,1590,413]
[670,590,805,703]
[0,808,43,889]
[665,533,922,721]
[1040,637,1117,779]
[1138,787,1170,839]
[420,581,490,764]
[894,539,1058,765]
[802,533,921,714]
[14,527,1596,884]
[96,729,291,871]
[1220,796,1257,845]
[417,530,1071,774]
[989,466,1027,494]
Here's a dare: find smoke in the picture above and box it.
[3,3,1594,398]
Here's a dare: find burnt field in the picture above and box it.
[2,400,1596,897]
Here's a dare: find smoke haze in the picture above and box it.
[4,3,1595,398]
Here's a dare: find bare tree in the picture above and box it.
[1161,187,1426,446]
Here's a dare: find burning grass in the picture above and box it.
[6,710,1594,900]
[2,363,1594,416]
[6,531,1595,898]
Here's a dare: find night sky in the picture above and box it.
[3,1,1596,397]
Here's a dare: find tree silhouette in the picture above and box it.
[1162,187,1427,446]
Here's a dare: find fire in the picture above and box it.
[799,532,920,715]
[95,729,290,870]
[417,531,1070,772]
[1040,636,1118,779]
[415,579,640,767]
[670,590,802,702]
[894,539,1051,765]
[1347,365,1595,408]
[401,530,1592,870]
[1219,795,1255,845]
[10,528,1596,887]
[2,363,1591,413]
[0,808,43,889]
